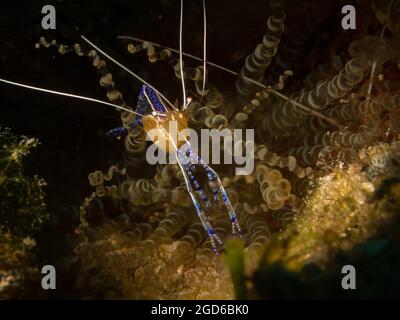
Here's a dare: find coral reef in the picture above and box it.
[0,128,48,237]
[248,142,400,298]
[0,128,48,298]
[259,142,400,271]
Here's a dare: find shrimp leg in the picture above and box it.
[179,142,242,238]
[176,146,223,253]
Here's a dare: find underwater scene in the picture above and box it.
[1,0,400,300]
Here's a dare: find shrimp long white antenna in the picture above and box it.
[179,0,187,108]
[0,78,159,118]
[201,0,207,98]
[80,35,177,111]
[118,35,343,129]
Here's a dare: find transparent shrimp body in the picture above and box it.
[137,84,241,253]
